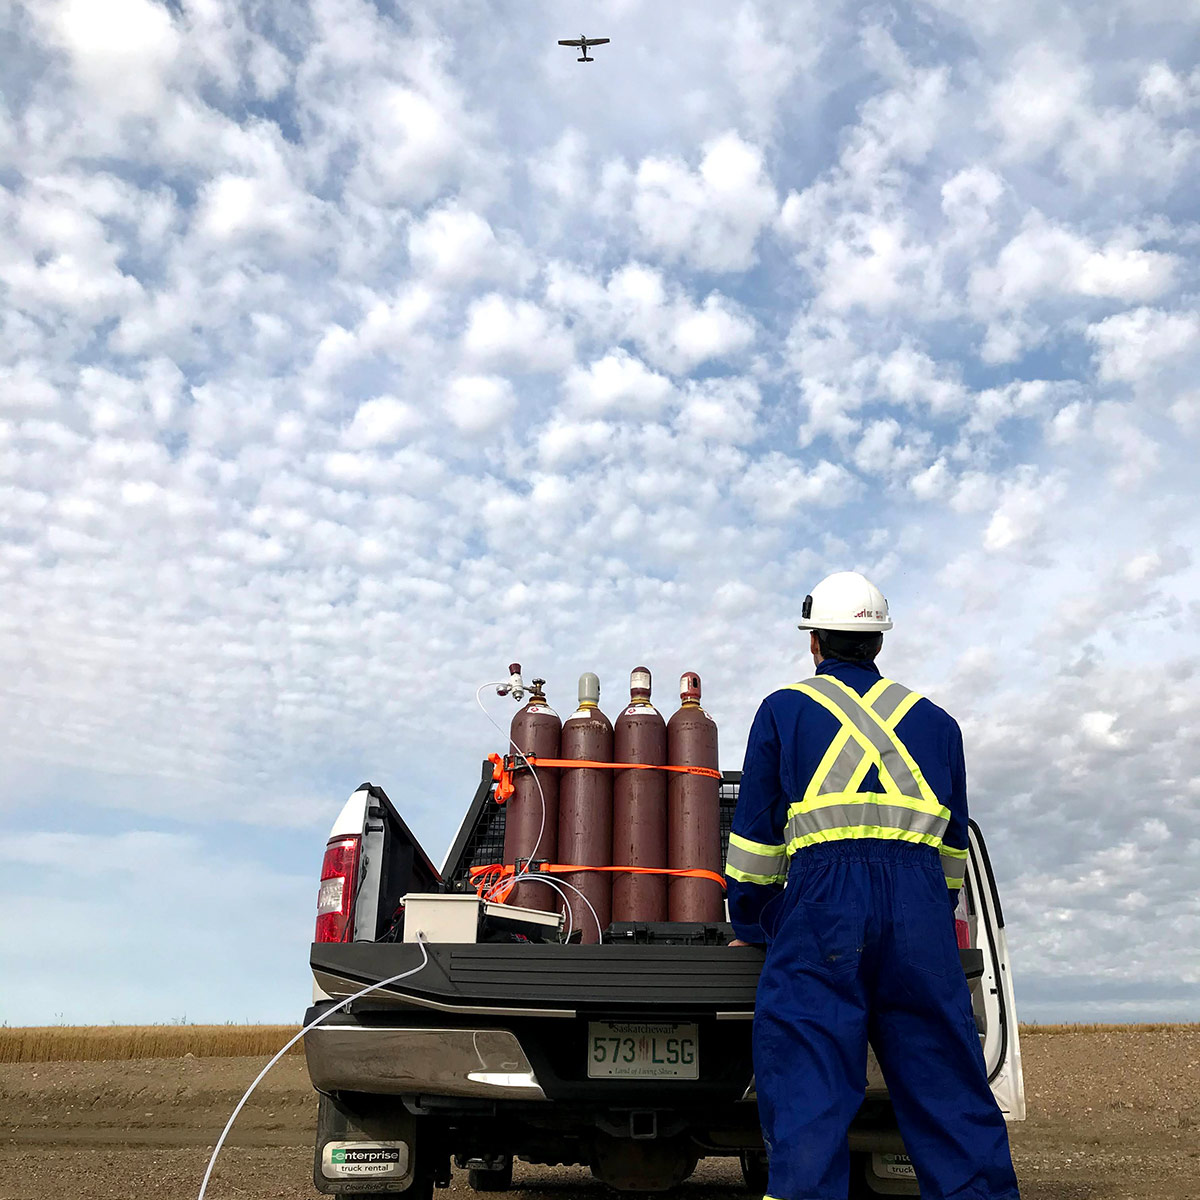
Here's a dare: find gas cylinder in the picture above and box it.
[613,666,668,923]
[666,672,722,922]
[557,672,614,943]
[501,678,561,912]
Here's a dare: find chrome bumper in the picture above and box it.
[304,1025,548,1100]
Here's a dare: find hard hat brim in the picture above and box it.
[798,618,893,632]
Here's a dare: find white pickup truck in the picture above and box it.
[302,765,1025,1197]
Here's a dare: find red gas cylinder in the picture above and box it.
[666,672,722,923]
[612,666,668,923]
[501,678,561,912]
[557,672,613,943]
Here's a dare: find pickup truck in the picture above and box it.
[303,763,1025,1198]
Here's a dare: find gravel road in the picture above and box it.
[0,1028,1196,1199]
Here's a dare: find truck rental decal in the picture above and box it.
[321,1142,409,1178]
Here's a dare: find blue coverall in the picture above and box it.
[727,657,1020,1200]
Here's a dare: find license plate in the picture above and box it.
[872,1152,917,1180]
[587,1021,699,1079]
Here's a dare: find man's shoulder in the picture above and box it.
[893,683,959,731]
[762,680,815,705]
[760,675,960,727]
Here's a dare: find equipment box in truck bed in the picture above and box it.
[303,764,1024,1197]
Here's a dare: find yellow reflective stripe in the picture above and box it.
[790,792,950,820]
[726,863,788,886]
[787,826,945,854]
[868,679,913,723]
[728,831,786,857]
[818,676,940,808]
[782,674,952,861]
[788,802,948,844]
[727,832,788,885]
[804,725,853,803]
[883,689,922,729]
[792,679,914,802]
[846,748,874,793]
[791,681,903,796]
[941,844,967,888]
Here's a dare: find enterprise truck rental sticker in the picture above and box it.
[322,1142,409,1179]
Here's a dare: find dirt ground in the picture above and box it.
[0,1029,1196,1200]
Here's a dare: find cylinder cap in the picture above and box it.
[578,672,600,706]
[680,672,701,702]
[630,666,652,700]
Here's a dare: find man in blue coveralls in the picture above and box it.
[725,571,1020,1200]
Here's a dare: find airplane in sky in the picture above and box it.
[557,35,610,63]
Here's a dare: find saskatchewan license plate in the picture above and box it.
[587,1021,699,1079]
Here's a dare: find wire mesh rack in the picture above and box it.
[445,766,742,894]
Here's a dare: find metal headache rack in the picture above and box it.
[444,761,741,894]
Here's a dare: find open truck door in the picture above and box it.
[966,819,1025,1120]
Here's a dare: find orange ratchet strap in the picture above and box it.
[470,861,727,905]
[487,752,721,804]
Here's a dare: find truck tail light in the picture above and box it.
[315,835,361,943]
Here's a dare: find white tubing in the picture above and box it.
[199,680,572,1199]
[474,681,562,917]
[501,871,576,940]
[474,681,549,868]
[547,876,603,945]
[506,871,603,945]
[474,683,607,942]
[196,936,431,1200]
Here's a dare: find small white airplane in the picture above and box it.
[557,34,610,63]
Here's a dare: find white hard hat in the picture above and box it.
[798,571,893,632]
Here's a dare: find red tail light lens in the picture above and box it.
[315,835,361,943]
[954,889,971,949]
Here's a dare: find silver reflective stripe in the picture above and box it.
[870,680,915,724]
[786,801,949,842]
[726,842,788,881]
[941,847,967,885]
[801,676,925,799]
[819,735,865,795]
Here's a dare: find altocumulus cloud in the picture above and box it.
[1,0,1198,1024]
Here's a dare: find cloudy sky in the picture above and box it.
[2,0,1198,1026]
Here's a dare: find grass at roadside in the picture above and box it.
[3,1021,1198,1063]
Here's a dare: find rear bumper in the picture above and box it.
[305,1024,547,1100]
[303,1003,755,1107]
[304,942,984,1109]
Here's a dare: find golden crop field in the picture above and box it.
[2,1021,1196,1063]
[0,1024,303,1064]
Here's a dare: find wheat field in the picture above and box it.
[0,1024,303,1063]
[1,1021,1196,1064]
